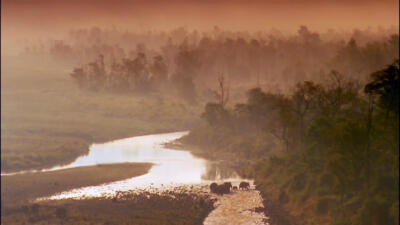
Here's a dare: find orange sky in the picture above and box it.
[2,0,398,38]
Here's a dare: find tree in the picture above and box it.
[201,103,230,126]
[364,60,399,115]
[291,81,323,142]
[70,67,86,88]
[319,70,359,117]
[171,43,201,104]
[213,74,230,107]
[150,55,168,82]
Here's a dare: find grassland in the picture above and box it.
[1,55,202,172]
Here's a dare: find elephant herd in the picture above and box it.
[209,181,250,195]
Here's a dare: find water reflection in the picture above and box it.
[47,131,191,170]
[201,161,240,181]
[42,131,243,200]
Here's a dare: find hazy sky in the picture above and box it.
[2,0,398,38]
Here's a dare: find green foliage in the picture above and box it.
[357,195,395,225]
[364,60,399,115]
[55,207,67,219]
[289,173,307,192]
[330,219,352,225]
[279,191,290,204]
[315,197,337,215]
[201,103,231,126]
[184,61,399,225]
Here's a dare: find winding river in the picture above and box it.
[33,131,243,200]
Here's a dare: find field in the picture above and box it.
[1,55,202,172]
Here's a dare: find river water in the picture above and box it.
[38,131,244,200]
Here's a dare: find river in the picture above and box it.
[6,131,268,224]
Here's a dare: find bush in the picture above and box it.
[319,172,335,188]
[357,196,394,225]
[390,202,399,225]
[330,219,352,225]
[55,207,67,219]
[289,173,307,192]
[30,204,39,214]
[316,197,337,215]
[279,190,290,204]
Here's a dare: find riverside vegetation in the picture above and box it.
[180,60,399,225]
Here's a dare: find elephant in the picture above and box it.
[232,186,238,190]
[223,182,232,189]
[210,182,231,195]
[239,181,250,190]
[215,184,230,195]
[210,182,218,193]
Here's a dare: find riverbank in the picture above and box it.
[1,163,152,207]
[165,138,301,225]
[2,190,215,225]
[2,182,270,225]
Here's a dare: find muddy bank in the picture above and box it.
[3,176,269,225]
[1,163,152,207]
[2,190,215,225]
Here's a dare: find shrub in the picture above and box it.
[55,207,67,219]
[279,190,290,204]
[319,172,335,188]
[357,196,394,225]
[30,204,39,214]
[289,173,307,192]
[316,197,337,215]
[330,219,352,225]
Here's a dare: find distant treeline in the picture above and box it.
[25,26,398,100]
[181,60,399,225]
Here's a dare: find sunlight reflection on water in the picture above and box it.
[38,131,242,200]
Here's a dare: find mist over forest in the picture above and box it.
[1,0,398,224]
[14,26,399,102]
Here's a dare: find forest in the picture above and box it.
[24,26,398,101]
[180,59,399,224]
